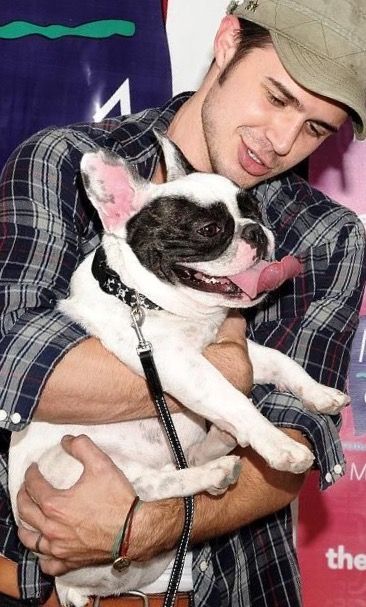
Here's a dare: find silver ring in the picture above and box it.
[35,532,43,554]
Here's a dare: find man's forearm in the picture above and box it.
[35,329,252,424]
[16,429,308,576]
[130,429,309,560]
[35,337,177,423]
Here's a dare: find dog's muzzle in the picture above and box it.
[241,222,268,260]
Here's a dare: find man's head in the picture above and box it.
[228,0,366,141]
[199,15,348,188]
[171,0,365,189]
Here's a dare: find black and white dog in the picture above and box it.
[9,135,348,606]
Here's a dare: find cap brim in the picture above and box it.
[271,32,366,140]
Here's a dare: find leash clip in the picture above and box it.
[130,295,152,355]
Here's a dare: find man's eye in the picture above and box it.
[306,121,326,138]
[267,91,286,107]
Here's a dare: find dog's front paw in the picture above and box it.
[251,431,314,474]
[302,384,350,414]
[204,455,241,495]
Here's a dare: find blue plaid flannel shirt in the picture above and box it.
[1,93,365,605]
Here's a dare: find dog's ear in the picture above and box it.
[80,149,145,232]
[154,130,195,181]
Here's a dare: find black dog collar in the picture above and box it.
[91,246,162,311]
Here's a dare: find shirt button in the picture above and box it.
[11,413,21,424]
[325,472,333,483]
[333,464,343,475]
[0,409,7,421]
[199,560,209,572]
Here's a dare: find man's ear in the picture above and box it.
[214,15,240,71]
[80,149,145,232]
[154,130,196,181]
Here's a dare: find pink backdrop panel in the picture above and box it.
[299,119,366,606]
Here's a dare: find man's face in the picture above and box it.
[201,45,348,188]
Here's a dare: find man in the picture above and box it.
[1,0,365,605]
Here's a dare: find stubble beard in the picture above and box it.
[201,92,231,181]
[201,93,265,189]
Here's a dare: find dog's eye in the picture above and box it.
[197,222,221,238]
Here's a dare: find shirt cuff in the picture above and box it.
[0,311,88,431]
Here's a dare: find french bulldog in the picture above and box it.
[9,134,348,606]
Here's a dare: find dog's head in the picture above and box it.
[80,134,300,309]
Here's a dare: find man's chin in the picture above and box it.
[230,169,271,189]
[210,154,274,188]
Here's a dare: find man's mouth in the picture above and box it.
[238,140,273,178]
[247,147,264,165]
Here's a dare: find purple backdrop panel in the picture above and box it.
[0,0,172,169]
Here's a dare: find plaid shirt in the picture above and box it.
[0,93,365,606]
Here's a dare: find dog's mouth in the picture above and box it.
[174,255,302,301]
[174,266,242,297]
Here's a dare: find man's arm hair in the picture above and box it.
[35,318,253,423]
[17,428,309,576]
[129,428,309,561]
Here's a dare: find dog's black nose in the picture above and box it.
[241,222,265,245]
[241,223,268,256]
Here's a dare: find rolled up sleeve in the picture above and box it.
[0,127,100,430]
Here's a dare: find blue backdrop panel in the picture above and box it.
[0,0,172,169]
[349,317,366,436]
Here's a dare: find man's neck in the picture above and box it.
[167,90,213,174]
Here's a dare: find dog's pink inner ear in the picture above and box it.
[81,152,140,231]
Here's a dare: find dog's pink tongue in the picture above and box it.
[229,255,302,299]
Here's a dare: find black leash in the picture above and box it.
[130,306,194,607]
[93,246,194,607]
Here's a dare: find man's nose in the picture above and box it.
[265,114,303,156]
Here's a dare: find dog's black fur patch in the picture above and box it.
[236,190,262,222]
[126,196,235,282]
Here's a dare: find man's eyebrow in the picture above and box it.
[266,77,339,133]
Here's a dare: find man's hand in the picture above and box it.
[17,435,137,576]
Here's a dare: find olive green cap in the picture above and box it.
[227,0,366,139]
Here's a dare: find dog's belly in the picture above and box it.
[8,411,207,516]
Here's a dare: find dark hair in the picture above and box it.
[218,18,272,85]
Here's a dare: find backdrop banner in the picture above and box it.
[0,0,172,170]
[298,124,366,607]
